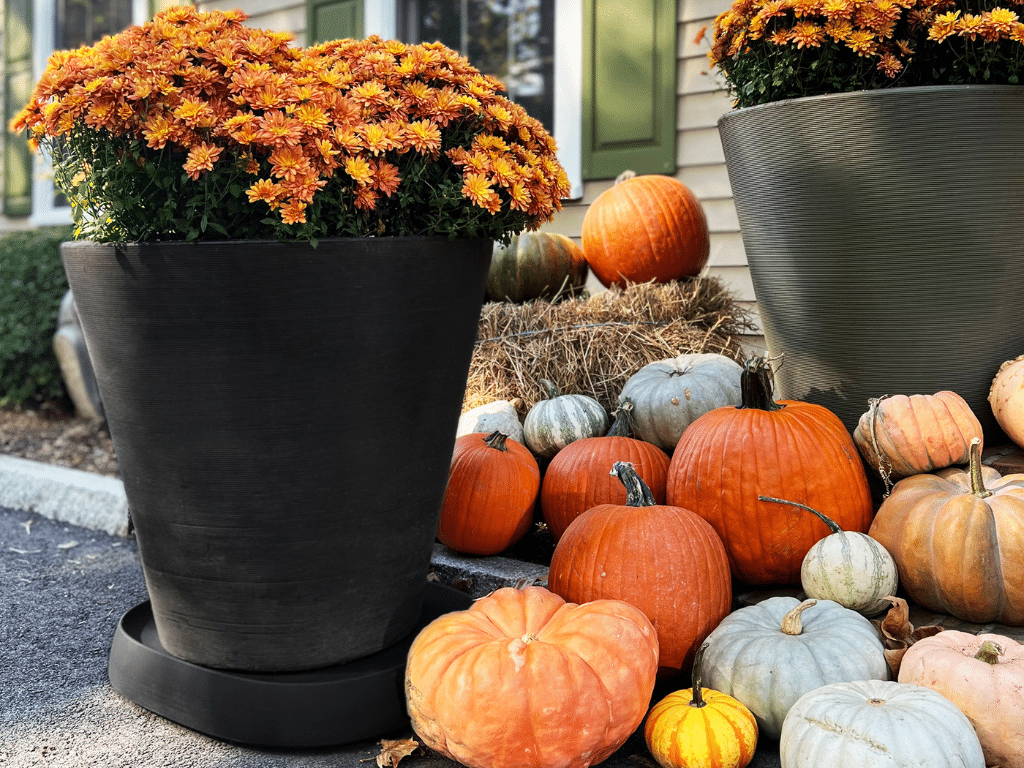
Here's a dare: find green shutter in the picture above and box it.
[582,0,677,180]
[4,0,33,217]
[307,0,363,44]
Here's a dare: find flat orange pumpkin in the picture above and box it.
[405,586,659,768]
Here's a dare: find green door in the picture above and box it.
[583,0,677,179]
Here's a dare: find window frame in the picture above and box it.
[363,0,582,200]
[28,0,150,227]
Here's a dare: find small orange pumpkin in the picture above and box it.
[436,430,540,555]
[868,437,1024,625]
[540,400,670,540]
[581,172,709,288]
[549,461,732,674]
[405,585,659,768]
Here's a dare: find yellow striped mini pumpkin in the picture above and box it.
[644,642,758,768]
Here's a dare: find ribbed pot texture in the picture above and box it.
[719,85,1024,437]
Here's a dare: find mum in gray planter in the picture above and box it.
[708,0,1024,438]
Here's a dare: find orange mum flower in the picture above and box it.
[183,142,223,180]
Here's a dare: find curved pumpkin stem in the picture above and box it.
[780,599,817,635]
[974,640,1003,665]
[608,399,636,438]
[483,431,510,452]
[689,641,711,709]
[967,438,993,499]
[738,355,785,412]
[758,495,843,535]
[610,461,656,507]
[538,379,561,400]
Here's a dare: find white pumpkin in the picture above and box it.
[457,400,524,444]
[780,679,985,768]
[523,379,609,458]
[701,597,889,739]
[760,496,899,616]
[618,353,743,452]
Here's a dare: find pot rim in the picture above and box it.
[719,83,1024,124]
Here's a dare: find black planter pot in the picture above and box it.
[719,85,1024,438]
[62,237,491,672]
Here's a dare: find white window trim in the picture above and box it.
[29,0,150,227]
[363,0,582,200]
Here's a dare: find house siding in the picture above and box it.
[6,0,759,348]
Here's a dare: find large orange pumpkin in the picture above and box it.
[666,356,873,586]
[581,172,709,288]
[868,438,1024,625]
[548,461,732,674]
[437,430,540,555]
[540,401,670,540]
[405,585,659,768]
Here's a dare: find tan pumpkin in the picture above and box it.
[898,630,1024,768]
[868,437,1024,625]
[405,585,659,768]
[852,391,983,482]
[581,172,710,288]
[990,353,1024,450]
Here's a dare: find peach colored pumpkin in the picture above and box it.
[853,391,983,480]
[868,438,1024,626]
[405,586,659,768]
[899,630,1024,768]
[990,354,1024,451]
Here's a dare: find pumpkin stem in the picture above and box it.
[688,642,711,709]
[607,399,636,438]
[610,461,656,507]
[483,431,510,452]
[758,495,843,535]
[866,396,895,497]
[974,640,1003,665]
[614,169,637,185]
[780,599,817,635]
[539,379,561,400]
[738,355,785,412]
[967,438,993,499]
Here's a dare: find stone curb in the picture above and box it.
[0,455,548,596]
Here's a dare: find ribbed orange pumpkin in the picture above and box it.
[852,391,983,481]
[581,173,709,288]
[437,430,540,555]
[868,438,1024,625]
[406,585,659,768]
[666,357,873,586]
[541,401,670,540]
[548,462,732,674]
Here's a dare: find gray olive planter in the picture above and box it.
[719,85,1024,437]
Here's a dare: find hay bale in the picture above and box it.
[464,277,755,418]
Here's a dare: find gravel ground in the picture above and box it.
[0,408,118,477]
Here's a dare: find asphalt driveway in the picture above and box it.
[0,500,782,768]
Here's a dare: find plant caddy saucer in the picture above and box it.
[108,581,471,747]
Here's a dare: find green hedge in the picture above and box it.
[0,226,76,407]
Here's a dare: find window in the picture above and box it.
[362,0,582,197]
[26,1,149,226]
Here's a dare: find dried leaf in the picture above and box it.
[375,738,421,768]
[871,596,944,677]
